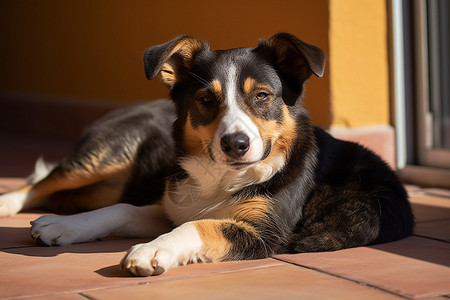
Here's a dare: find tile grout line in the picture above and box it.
[79,292,97,300]
[4,262,285,300]
[412,233,450,243]
[270,256,411,300]
[415,218,450,224]
[78,263,285,297]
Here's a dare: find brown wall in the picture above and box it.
[0,0,331,127]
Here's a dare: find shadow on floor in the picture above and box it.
[0,228,150,257]
[369,236,450,267]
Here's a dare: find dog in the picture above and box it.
[0,33,414,276]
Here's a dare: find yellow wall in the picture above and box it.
[0,0,331,127]
[0,0,391,129]
[329,0,390,128]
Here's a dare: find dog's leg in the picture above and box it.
[121,196,282,276]
[30,203,171,246]
[288,184,382,252]
[0,170,121,218]
[120,218,273,276]
[288,181,413,252]
[0,154,130,217]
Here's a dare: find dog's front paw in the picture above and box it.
[30,215,85,246]
[120,223,205,276]
[120,242,178,276]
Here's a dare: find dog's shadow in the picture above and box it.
[95,264,131,278]
[0,226,151,277]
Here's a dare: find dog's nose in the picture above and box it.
[220,132,250,159]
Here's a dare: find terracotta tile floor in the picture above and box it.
[0,136,449,299]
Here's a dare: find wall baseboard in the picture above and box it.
[329,126,397,169]
[397,165,450,189]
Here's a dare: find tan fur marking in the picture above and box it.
[184,114,207,156]
[243,77,274,98]
[184,112,222,156]
[243,77,256,95]
[211,79,222,96]
[168,38,204,61]
[232,196,271,225]
[160,62,176,87]
[23,158,131,211]
[15,185,32,194]
[159,38,204,87]
[247,116,278,146]
[274,106,298,156]
[71,150,128,178]
[248,106,297,164]
[194,220,232,262]
[46,173,128,213]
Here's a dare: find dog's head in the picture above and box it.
[144,33,325,174]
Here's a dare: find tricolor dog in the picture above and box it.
[0,33,414,276]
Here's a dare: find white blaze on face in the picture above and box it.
[212,63,264,164]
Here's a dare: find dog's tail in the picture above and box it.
[27,157,58,185]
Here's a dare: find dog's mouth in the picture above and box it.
[227,160,258,170]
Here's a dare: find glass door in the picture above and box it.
[415,0,450,169]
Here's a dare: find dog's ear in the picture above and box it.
[144,36,209,88]
[255,33,325,104]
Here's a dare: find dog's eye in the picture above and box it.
[254,92,269,101]
[197,95,212,104]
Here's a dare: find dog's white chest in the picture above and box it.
[162,177,235,226]
[162,156,281,226]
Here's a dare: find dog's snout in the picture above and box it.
[220,132,250,159]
